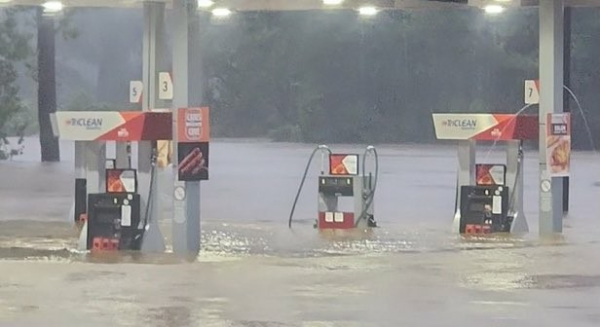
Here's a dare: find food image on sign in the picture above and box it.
[546,113,571,177]
[476,164,506,186]
[106,169,137,193]
[548,136,570,173]
[176,108,211,181]
[329,154,358,175]
[177,142,209,181]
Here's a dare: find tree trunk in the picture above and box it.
[37,8,60,162]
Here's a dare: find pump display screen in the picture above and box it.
[469,202,486,212]
[319,177,353,196]
[96,207,120,223]
[329,154,359,176]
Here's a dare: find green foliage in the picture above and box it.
[267,124,302,142]
[200,8,540,143]
[4,6,599,149]
[0,60,22,133]
[0,9,32,136]
[61,91,119,112]
[1,6,83,141]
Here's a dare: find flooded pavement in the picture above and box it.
[1,139,600,326]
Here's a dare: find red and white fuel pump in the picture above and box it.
[288,145,379,230]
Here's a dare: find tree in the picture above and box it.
[34,7,78,162]
[20,7,600,147]
[37,7,60,162]
[0,9,31,137]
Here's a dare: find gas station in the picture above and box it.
[0,0,594,256]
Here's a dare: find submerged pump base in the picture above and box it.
[317,174,376,230]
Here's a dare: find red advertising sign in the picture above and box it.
[546,113,571,177]
[176,107,210,181]
[177,107,210,143]
[476,164,506,186]
[106,169,137,193]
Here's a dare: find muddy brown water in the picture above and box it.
[1,139,600,326]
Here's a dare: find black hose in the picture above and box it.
[354,146,379,227]
[454,170,459,215]
[141,146,158,233]
[508,141,523,214]
[288,145,331,228]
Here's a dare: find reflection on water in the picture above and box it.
[0,219,544,263]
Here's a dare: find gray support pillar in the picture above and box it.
[172,0,201,258]
[71,141,87,222]
[539,0,564,235]
[74,141,86,186]
[140,1,166,252]
[563,6,571,214]
[115,143,130,168]
[507,140,528,233]
[452,140,475,233]
[85,142,105,196]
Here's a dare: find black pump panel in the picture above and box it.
[319,176,354,196]
[459,185,511,233]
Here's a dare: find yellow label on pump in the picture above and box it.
[156,140,173,168]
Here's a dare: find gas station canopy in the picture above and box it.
[2,0,600,10]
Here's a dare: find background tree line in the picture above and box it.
[1,6,600,149]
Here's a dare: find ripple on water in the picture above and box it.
[519,274,600,290]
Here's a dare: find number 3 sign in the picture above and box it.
[159,72,173,100]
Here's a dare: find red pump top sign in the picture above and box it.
[432,114,538,141]
[51,109,210,142]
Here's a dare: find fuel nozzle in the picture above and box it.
[150,146,158,166]
[126,142,132,168]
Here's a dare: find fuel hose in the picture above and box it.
[354,146,379,227]
[508,141,523,215]
[288,145,331,228]
[141,145,158,238]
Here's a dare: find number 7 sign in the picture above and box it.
[525,79,540,105]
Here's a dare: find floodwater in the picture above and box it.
[1,138,600,326]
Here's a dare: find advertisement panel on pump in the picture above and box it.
[546,113,571,177]
[177,107,210,181]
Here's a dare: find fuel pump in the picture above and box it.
[288,145,378,230]
[50,109,211,254]
[432,113,538,235]
[458,150,519,234]
[83,143,150,252]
